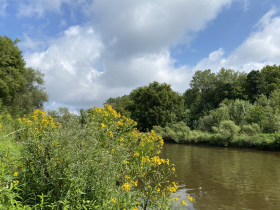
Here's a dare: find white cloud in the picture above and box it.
[16,0,74,17]
[25,25,192,107]
[25,26,104,107]
[22,0,239,109]
[19,33,45,51]
[194,8,280,73]
[0,0,8,16]
[85,0,236,57]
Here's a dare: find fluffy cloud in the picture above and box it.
[25,26,104,107]
[86,0,235,57]
[23,0,239,109]
[194,8,280,73]
[25,25,192,108]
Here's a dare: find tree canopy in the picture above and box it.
[0,36,48,115]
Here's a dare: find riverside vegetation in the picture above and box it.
[0,105,194,209]
[105,66,280,150]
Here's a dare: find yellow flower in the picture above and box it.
[172,167,175,172]
[182,200,187,206]
[109,131,113,137]
[101,123,106,128]
[111,149,115,153]
[14,172,18,176]
[156,188,160,192]
[120,137,124,142]
[13,180,19,184]
[132,207,138,210]
[120,143,124,147]
[111,198,116,203]
[175,197,179,201]
[188,195,194,202]
[20,164,23,167]
[134,152,139,157]
[125,175,131,179]
[123,160,128,164]
[121,183,131,192]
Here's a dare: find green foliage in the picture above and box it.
[130,81,185,130]
[241,123,261,136]
[104,95,132,118]
[153,122,191,143]
[0,36,26,107]
[0,106,191,209]
[217,120,240,138]
[0,36,48,115]
[228,99,252,125]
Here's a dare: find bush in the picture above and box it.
[0,105,192,209]
[153,122,191,143]
[218,120,240,138]
[241,123,261,136]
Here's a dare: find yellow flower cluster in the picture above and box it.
[151,156,166,166]
[121,183,131,192]
[167,182,178,193]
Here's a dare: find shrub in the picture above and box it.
[218,120,240,138]
[1,105,192,209]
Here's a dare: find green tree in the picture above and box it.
[0,36,26,107]
[129,81,185,130]
[0,36,48,114]
[260,64,280,96]
[104,95,132,118]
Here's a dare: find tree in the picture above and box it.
[0,36,26,106]
[0,36,48,114]
[104,95,132,118]
[129,81,185,130]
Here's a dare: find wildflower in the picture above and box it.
[14,172,18,176]
[125,175,131,179]
[120,137,124,142]
[121,183,131,192]
[175,197,179,201]
[111,149,115,153]
[188,195,194,202]
[111,198,116,203]
[20,164,23,167]
[13,180,19,184]
[101,123,106,128]
[132,207,138,210]
[156,188,160,192]
[123,160,128,164]
[120,143,124,147]
[172,167,175,172]
[134,152,139,157]
[109,131,113,137]
[182,200,187,206]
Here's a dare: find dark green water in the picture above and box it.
[160,143,280,210]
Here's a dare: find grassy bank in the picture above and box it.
[153,122,280,150]
[0,106,194,209]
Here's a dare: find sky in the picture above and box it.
[1,0,280,114]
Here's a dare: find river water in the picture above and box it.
[160,143,280,210]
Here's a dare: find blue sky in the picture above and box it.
[1,0,280,113]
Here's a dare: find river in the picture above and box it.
[160,143,280,210]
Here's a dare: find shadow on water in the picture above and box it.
[160,142,280,210]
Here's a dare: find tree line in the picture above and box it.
[104,64,280,135]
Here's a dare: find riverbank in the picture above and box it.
[155,128,280,150]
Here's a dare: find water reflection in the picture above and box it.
[160,143,280,210]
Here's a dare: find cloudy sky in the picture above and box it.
[1,0,280,113]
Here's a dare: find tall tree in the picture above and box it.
[0,36,48,114]
[129,81,185,130]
